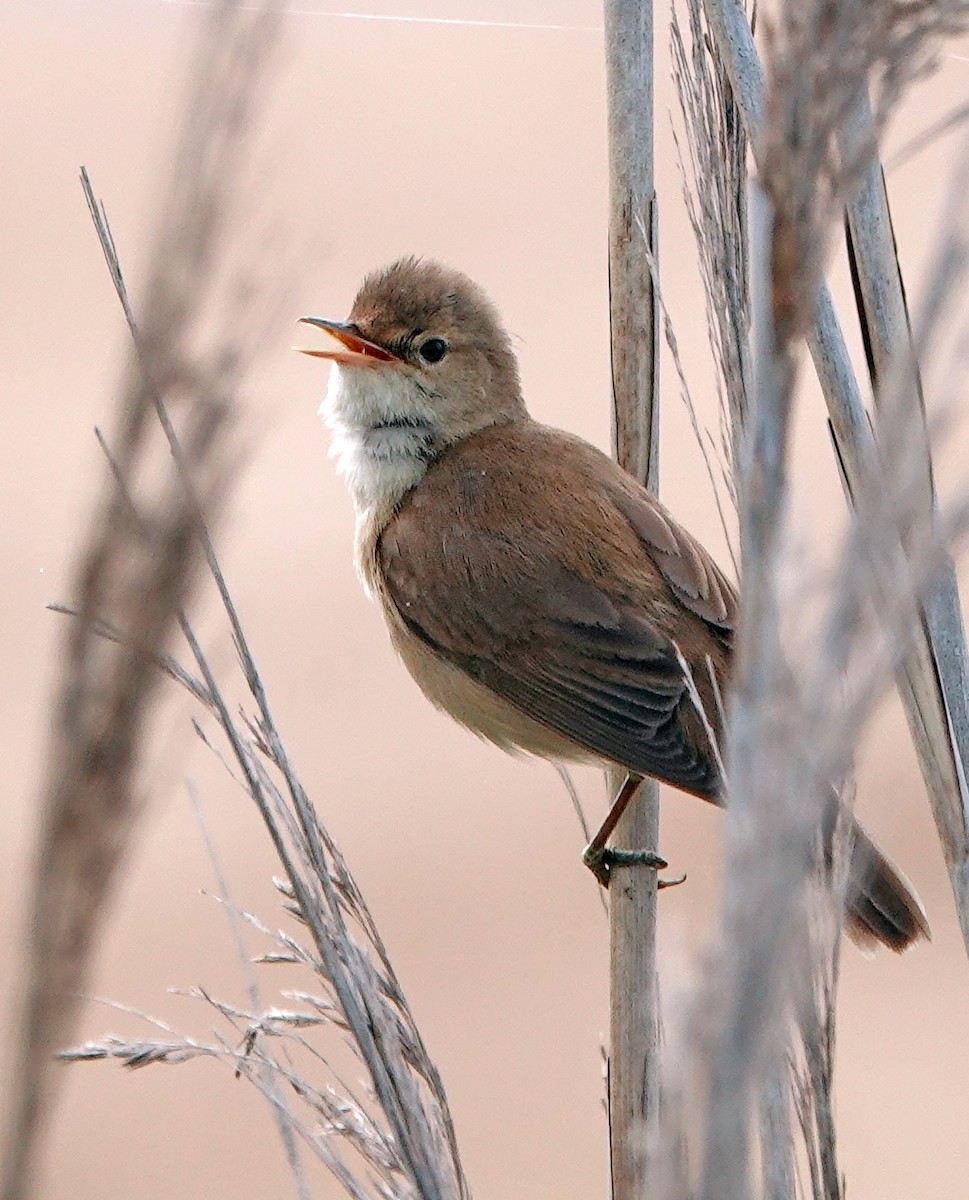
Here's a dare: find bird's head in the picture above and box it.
[298,257,526,449]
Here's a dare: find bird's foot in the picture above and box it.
[582,843,669,888]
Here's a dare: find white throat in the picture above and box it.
[321,364,440,589]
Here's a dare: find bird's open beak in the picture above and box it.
[295,317,396,366]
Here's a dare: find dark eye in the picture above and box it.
[419,337,448,363]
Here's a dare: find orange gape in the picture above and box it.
[299,255,929,953]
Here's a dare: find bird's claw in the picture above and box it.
[582,844,669,887]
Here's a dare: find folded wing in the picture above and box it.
[377,421,736,800]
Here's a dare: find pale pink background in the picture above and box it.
[3,2,969,1197]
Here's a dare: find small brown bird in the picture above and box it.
[299,256,928,952]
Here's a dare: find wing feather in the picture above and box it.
[378,421,732,799]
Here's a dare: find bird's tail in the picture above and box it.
[845,820,930,952]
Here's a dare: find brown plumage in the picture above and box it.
[378,421,730,799]
[299,256,929,953]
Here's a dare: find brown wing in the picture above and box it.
[377,420,735,800]
[606,476,736,633]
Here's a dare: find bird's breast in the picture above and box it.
[379,594,602,766]
[322,364,441,590]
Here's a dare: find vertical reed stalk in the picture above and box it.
[604,2,661,1197]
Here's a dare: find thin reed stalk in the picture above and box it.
[661,0,969,1195]
[702,0,969,958]
[47,85,469,1198]
[604,2,662,1197]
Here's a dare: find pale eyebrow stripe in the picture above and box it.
[160,0,601,32]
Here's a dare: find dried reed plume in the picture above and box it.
[655,0,969,1195]
[703,0,969,960]
[0,3,282,1197]
[24,9,469,1190]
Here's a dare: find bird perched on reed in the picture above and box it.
[299,256,928,952]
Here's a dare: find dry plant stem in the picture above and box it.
[759,1060,796,1200]
[175,628,462,1200]
[699,179,803,1200]
[71,418,466,1194]
[187,785,313,1200]
[606,0,659,485]
[82,160,315,1195]
[841,89,969,927]
[788,856,845,1200]
[80,172,466,1198]
[670,0,751,481]
[798,994,842,1200]
[604,2,661,1197]
[0,7,280,1198]
[702,0,969,952]
[841,91,918,395]
[672,12,843,1191]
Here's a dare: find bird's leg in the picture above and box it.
[583,773,644,870]
[582,772,668,886]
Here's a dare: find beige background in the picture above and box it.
[4,1,969,1196]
